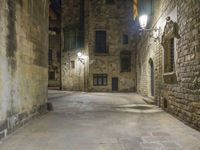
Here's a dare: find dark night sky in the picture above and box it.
[50,0,61,15]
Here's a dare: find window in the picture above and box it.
[63,27,84,51]
[169,38,175,72]
[57,52,60,61]
[49,49,52,61]
[95,31,107,53]
[106,0,115,4]
[123,34,128,44]
[48,49,53,65]
[49,72,55,80]
[161,16,180,84]
[121,51,131,72]
[93,74,107,86]
[70,61,75,69]
[164,38,175,73]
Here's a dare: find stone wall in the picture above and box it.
[87,0,137,92]
[61,0,137,92]
[137,0,200,130]
[0,0,49,139]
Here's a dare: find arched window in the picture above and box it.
[120,51,131,72]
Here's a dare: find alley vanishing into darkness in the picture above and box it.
[0,91,200,150]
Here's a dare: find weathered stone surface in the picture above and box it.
[61,0,137,92]
[137,0,200,130]
[0,0,49,140]
[0,91,200,150]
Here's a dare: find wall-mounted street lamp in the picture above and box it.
[77,51,86,91]
[77,52,85,64]
[139,15,148,29]
[139,15,161,41]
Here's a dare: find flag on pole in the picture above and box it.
[133,0,138,20]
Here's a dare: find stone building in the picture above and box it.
[136,0,200,129]
[61,0,137,92]
[48,2,61,89]
[0,0,49,139]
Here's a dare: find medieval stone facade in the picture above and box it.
[0,0,49,139]
[61,0,137,92]
[137,0,200,129]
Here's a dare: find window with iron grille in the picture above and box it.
[95,31,107,53]
[93,74,108,86]
[169,38,175,72]
[164,38,175,73]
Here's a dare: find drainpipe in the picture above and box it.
[59,0,62,90]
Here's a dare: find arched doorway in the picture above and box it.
[149,59,154,97]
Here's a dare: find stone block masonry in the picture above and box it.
[0,0,49,140]
[61,0,137,92]
[137,0,200,130]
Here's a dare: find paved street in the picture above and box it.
[0,91,200,150]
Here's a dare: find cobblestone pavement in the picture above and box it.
[0,91,200,150]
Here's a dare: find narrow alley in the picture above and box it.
[0,0,200,149]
